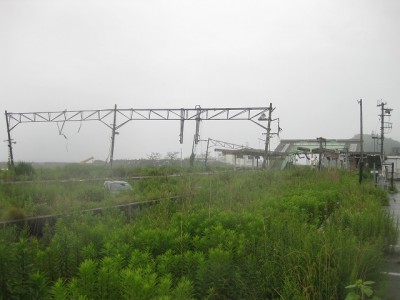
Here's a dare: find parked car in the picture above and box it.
[104,180,133,193]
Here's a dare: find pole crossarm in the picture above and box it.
[6,106,272,132]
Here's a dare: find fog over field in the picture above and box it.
[1,0,399,162]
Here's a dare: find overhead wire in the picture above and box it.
[56,121,69,152]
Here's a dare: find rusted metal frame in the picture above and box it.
[208,138,248,150]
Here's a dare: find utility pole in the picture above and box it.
[4,110,14,167]
[391,162,394,191]
[317,137,326,170]
[262,103,273,169]
[194,105,201,144]
[358,99,364,184]
[110,104,117,168]
[377,101,393,165]
[371,132,379,153]
[204,138,210,167]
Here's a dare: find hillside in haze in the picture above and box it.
[353,134,400,155]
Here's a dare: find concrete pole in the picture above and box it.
[391,162,395,190]
[110,104,117,168]
[204,138,210,168]
[5,111,14,167]
[358,99,364,184]
[379,102,385,164]
[262,103,273,169]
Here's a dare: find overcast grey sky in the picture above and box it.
[0,0,399,162]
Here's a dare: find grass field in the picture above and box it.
[0,163,397,299]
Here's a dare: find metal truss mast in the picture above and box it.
[5,104,276,167]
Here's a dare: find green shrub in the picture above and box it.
[0,168,396,299]
[5,206,26,220]
[14,161,36,180]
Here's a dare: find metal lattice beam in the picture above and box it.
[203,138,252,151]
[6,107,271,132]
[5,105,276,167]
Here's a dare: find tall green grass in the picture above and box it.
[0,168,397,299]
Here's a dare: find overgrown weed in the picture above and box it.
[0,167,397,298]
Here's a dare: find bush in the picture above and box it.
[5,206,26,220]
[14,162,36,180]
[0,169,396,299]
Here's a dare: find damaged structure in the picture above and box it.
[216,138,382,172]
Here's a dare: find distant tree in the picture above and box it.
[165,152,179,161]
[147,152,161,161]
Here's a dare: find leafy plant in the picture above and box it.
[0,168,396,298]
[345,279,379,300]
[14,161,36,180]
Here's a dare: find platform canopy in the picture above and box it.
[216,139,362,158]
[274,139,362,155]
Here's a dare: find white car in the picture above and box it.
[104,180,133,193]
